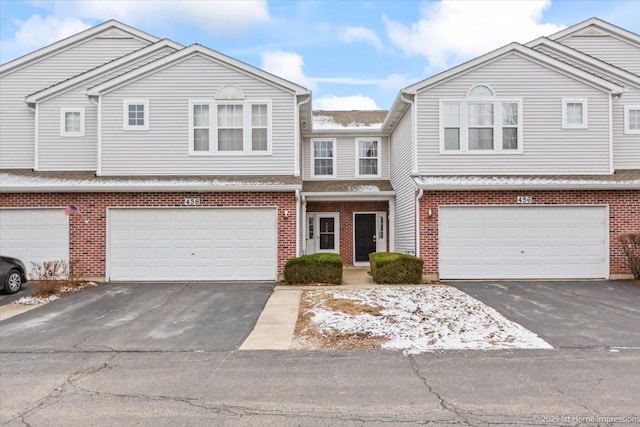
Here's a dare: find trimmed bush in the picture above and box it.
[284,253,343,285]
[619,233,640,279]
[369,252,423,284]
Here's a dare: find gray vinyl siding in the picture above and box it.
[389,109,416,255]
[0,36,149,169]
[36,47,177,171]
[614,91,640,169]
[100,54,297,175]
[559,34,640,75]
[302,135,389,180]
[416,53,611,175]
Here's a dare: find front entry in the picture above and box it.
[354,214,377,262]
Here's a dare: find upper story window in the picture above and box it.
[60,108,85,137]
[123,100,149,130]
[189,100,271,155]
[311,138,336,177]
[356,138,380,177]
[562,98,588,129]
[624,105,640,134]
[440,85,522,153]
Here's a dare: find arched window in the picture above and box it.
[468,84,494,97]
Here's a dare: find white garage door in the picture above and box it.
[108,208,278,281]
[439,206,608,279]
[0,208,69,277]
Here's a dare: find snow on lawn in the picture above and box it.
[299,286,552,353]
[13,282,100,305]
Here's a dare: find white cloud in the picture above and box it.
[261,50,317,90]
[385,0,565,71]
[339,26,383,51]
[313,95,380,111]
[0,15,90,63]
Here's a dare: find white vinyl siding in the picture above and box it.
[0,36,149,169]
[108,208,277,281]
[439,206,608,279]
[389,109,417,255]
[416,53,611,175]
[34,47,177,172]
[559,34,640,75]
[302,136,389,180]
[99,54,296,175]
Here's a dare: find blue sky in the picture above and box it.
[1,0,639,110]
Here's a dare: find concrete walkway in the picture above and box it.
[240,267,374,350]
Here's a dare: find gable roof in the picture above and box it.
[25,39,183,104]
[86,44,310,96]
[547,17,640,48]
[0,20,160,76]
[526,37,640,88]
[402,42,625,95]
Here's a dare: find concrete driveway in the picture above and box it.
[0,282,273,352]
[450,280,640,348]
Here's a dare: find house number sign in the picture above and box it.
[184,198,201,206]
[516,196,533,204]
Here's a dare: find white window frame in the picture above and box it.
[562,98,588,129]
[355,138,381,178]
[624,104,640,135]
[310,138,337,178]
[438,98,523,154]
[123,100,149,131]
[188,99,272,155]
[60,108,85,137]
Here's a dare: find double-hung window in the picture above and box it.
[60,108,85,137]
[624,105,640,134]
[189,100,271,154]
[356,139,380,177]
[562,98,588,129]
[439,85,522,153]
[311,139,336,177]
[123,100,149,130]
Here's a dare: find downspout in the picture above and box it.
[295,95,311,177]
[301,193,307,256]
[33,102,39,171]
[415,189,424,257]
[295,189,301,257]
[400,92,418,174]
[609,94,614,174]
[96,95,102,176]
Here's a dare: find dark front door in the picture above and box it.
[354,214,377,262]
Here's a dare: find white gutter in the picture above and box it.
[1,184,304,193]
[400,93,418,174]
[415,189,424,257]
[295,188,301,257]
[301,192,396,201]
[295,95,311,177]
[414,183,640,190]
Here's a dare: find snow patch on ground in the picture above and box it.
[12,281,100,305]
[301,287,552,353]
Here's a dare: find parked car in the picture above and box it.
[1,256,27,294]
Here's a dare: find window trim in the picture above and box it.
[188,99,272,156]
[355,138,381,178]
[310,138,337,178]
[438,98,523,154]
[60,107,85,137]
[123,99,149,131]
[562,98,588,129]
[624,104,640,135]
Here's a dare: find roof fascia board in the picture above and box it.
[301,192,395,201]
[0,184,302,193]
[403,43,624,95]
[304,129,386,137]
[547,17,640,48]
[25,39,183,103]
[87,44,310,96]
[415,182,640,190]
[0,20,160,75]
[381,93,411,134]
[527,37,640,88]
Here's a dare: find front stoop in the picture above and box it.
[239,289,303,350]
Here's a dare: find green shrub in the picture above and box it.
[369,252,423,284]
[284,253,343,285]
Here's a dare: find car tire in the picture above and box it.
[4,269,23,294]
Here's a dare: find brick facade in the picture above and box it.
[419,190,639,277]
[307,200,389,265]
[0,192,297,279]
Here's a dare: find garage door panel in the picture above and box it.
[439,206,607,279]
[108,208,277,281]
